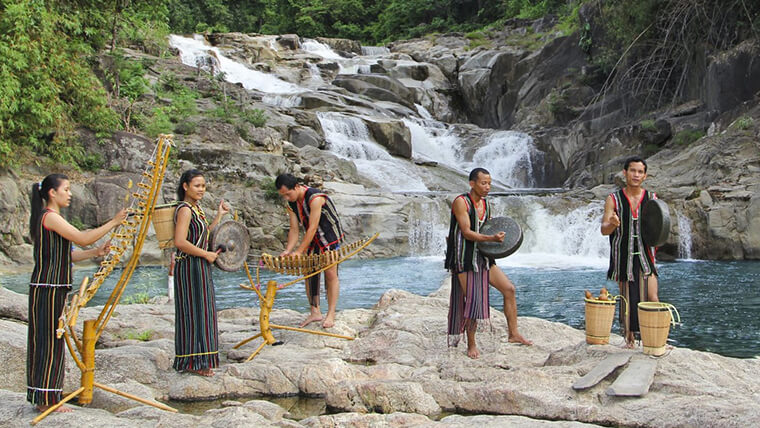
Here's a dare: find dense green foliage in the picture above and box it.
[166,0,573,43]
[0,0,169,168]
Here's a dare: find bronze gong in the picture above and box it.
[641,199,670,247]
[210,221,250,271]
[477,216,523,259]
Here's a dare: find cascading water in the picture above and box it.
[407,201,449,257]
[407,195,609,269]
[301,38,379,74]
[301,39,344,60]
[499,198,608,269]
[317,112,429,192]
[261,95,303,108]
[677,211,694,260]
[361,46,391,56]
[404,118,462,169]
[471,131,541,188]
[169,35,302,95]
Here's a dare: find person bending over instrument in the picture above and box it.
[27,174,126,413]
[445,168,532,359]
[601,156,660,348]
[275,173,344,329]
[173,169,230,376]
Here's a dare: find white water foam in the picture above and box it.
[301,39,344,59]
[677,210,694,260]
[317,112,429,192]
[470,131,540,188]
[262,95,302,108]
[404,118,463,170]
[408,197,609,270]
[169,34,302,94]
[361,46,391,56]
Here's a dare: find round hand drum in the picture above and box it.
[641,199,670,247]
[210,221,250,271]
[477,216,523,259]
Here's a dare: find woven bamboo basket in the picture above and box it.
[584,298,618,344]
[638,302,680,356]
[152,203,178,249]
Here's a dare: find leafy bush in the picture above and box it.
[241,108,267,128]
[640,120,657,131]
[732,116,754,130]
[673,129,705,146]
[81,154,105,172]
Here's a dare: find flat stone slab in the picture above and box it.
[572,352,633,390]
[605,357,658,397]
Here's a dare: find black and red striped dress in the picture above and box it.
[172,202,219,371]
[288,186,344,307]
[27,209,72,406]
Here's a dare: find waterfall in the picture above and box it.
[361,46,391,56]
[301,39,344,59]
[317,112,429,192]
[307,63,323,84]
[471,131,541,188]
[406,196,609,269]
[677,211,694,260]
[169,35,302,94]
[407,200,449,257]
[502,199,608,269]
[262,95,302,108]
[404,118,463,169]
[415,104,434,120]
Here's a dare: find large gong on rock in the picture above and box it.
[478,216,523,259]
[641,199,671,247]
[210,221,250,271]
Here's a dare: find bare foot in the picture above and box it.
[321,313,335,328]
[187,368,214,377]
[36,404,73,413]
[299,313,323,328]
[466,345,480,359]
[508,333,533,346]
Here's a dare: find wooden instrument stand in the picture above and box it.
[233,233,379,362]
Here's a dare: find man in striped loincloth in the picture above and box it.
[276,173,344,329]
[601,156,660,348]
[445,167,532,359]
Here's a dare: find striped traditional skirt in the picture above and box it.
[447,256,491,347]
[173,255,219,371]
[27,284,70,405]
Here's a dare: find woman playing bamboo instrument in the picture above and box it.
[172,169,229,377]
[27,174,126,413]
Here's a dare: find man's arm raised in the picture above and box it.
[601,195,620,236]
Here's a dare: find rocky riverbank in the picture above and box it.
[1,282,758,427]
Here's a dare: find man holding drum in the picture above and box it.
[445,167,532,359]
[601,156,660,348]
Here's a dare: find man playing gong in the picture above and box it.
[445,167,532,359]
[275,173,344,328]
[601,156,660,348]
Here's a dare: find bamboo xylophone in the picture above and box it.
[260,236,375,276]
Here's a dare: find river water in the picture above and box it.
[3,257,759,359]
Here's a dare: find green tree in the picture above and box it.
[0,0,118,167]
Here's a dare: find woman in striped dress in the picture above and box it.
[27,174,126,412]
[172,169,229,376]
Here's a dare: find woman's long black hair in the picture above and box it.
[29,174,68,243]
[177,169,204,201]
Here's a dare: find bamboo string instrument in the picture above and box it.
[34,134,177,424]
